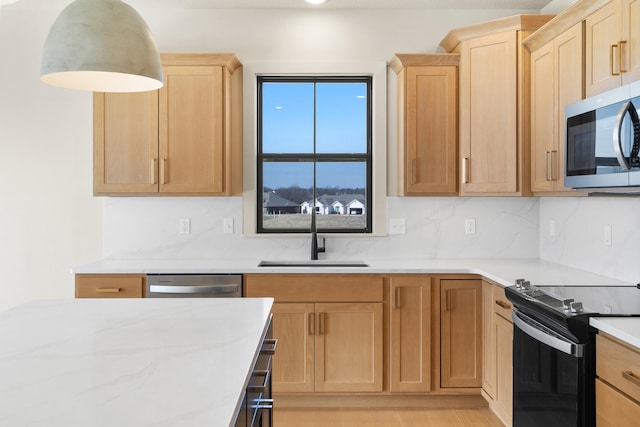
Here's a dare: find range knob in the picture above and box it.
[520,280,532,291]
[562,299,575,311]
[515,278,526,289]
[570,302,584,314]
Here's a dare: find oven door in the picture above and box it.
[512,310,592,427]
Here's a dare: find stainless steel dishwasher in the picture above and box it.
[146,274,242,298]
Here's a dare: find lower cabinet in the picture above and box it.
[235,317,276,427]
[439,277,483,388]
[482,280,513,427]
[75,274,145,298]
[389,275,432,392]
[270,301,383,393]
[596,333,640,426]
[245,274,384,394]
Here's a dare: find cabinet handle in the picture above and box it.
[96,288,121,293]
[319,312,325,335]
[546,151,552,181]
[247,369,271,392]
[622,371,640,389]
[495,300,511,310]
[261,338,277,355]
[619,40,628,73]
[256,398,274,410]
[611,44,620,76]
[550,150,558,181]
[462,157,470,184]
[411,159,416,185]
[160,158,167,184]
[151,158,157,184]
[394,287,400,309]
[445,290,451,312]
[308,313,315,335]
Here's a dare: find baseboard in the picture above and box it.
[274,393,489,409]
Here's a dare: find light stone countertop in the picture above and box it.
[72,258,632,289]
[590,317,640,350]
[0,298,274,427]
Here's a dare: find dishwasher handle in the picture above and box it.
[149,284,240,295]
[513,310,584,358]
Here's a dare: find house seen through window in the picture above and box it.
[257,76,372,233]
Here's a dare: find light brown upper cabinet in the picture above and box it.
[440,15,553,196]
[529,23,584,194]
[94,53,243,196]
[389,54,459,196]
[586,0,640,97]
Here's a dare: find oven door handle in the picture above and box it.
[148,284,240,295]
[513,310,584,358]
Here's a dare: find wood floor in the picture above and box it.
[274,407,505,427]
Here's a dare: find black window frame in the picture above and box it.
[257,75,373,234]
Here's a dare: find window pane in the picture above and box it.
[315,162,367,230]
[316,83,368,154]
[262,82,314,153]
[262,161,313,231]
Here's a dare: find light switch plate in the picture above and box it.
[223,218,234,234]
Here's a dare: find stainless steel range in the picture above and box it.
[505,279,640,427]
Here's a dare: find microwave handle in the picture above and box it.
[613,101,640,170]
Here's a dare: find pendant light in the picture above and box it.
[40,0,163,93]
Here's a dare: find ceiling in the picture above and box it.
[10,0,554,10]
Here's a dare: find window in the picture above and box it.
[257,76,372,234]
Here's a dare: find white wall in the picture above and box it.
[0,2,610,312]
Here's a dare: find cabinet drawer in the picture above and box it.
[596,378,640,427]
[492,285,513,322]
[597,333,640,403]
[75,274,145,298]
[244,274,383,302]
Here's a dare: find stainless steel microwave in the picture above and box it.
[565,80,640,189]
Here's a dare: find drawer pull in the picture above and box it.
[256,398,274,410]
[308,313,315,335]
[248,369,270,392]
[96,288,121,293]
[319,312,326,335]
[261,338,277,355]
[495,300,511,310]
[622,370,640,388]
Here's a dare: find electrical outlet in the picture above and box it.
[223,218,234,234]
[179,218,191,235]
[465,218,476,235]
[604,224,612,246]
[389,218,406,235]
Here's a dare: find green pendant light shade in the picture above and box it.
[40,0,163,92]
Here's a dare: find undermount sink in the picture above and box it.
[258,260,369,268]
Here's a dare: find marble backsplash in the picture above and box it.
[103,195,640,284]
[539,196,640,284]
[103,196,540,261]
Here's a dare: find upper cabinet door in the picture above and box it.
[622,0,640,84]
[159,65,225,194]
[459,31,518,194]
[94,91,159,195]
[585,0,623,97]
[404,65,458,195]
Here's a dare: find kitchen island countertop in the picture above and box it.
[0,297,273,427]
